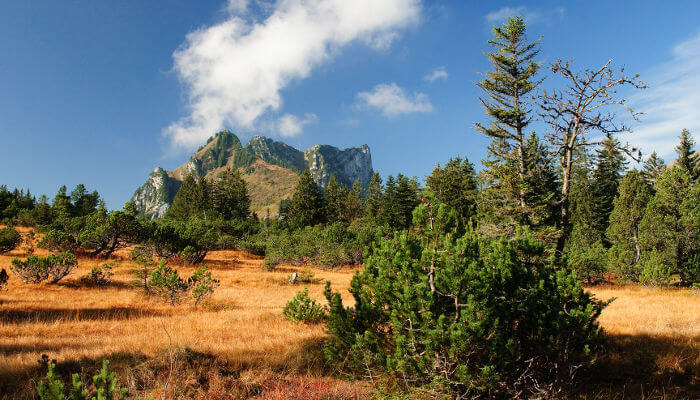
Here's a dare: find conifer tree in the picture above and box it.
[287,170,325,229]
[591,134,628,236]
[606,170,652,279]
[639,166,699,285]
[426,156,478,228]
[641,151,665,188]
[212,168,250,220]
[675,129,698,181]
[478,139,521,238]
[324,176,346,224]
[380,174,420,230]
[167,175,198,220]
[364,172,383,218]
[344,179,364,223]
[475,16,542,223]
[51,186,72,222]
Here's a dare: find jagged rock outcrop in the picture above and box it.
[131,131,373,219]
[130,167,181,219]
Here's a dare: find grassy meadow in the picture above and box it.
[0,227,697,399]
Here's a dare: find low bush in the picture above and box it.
[188,265,219,306]
[36,358,141,400]
[283,288,326,324]
[149,261,189,306]
[323,198,606,398]
[0,226,21,253]
[130,245,154,290]
[82,263,114,286]
[148,262,219,306]
[10,251,77,283]
[37,229,77,252]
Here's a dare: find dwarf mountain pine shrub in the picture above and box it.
[10,252,77,284]
[188,265,219,306]
[0,226,21,253]
[82,263,114,286]
[148,261,189,306]
[323,195,606,398]
[283,288,326,324]
[36,359,145,400]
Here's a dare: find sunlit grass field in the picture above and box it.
[0,228,697,399]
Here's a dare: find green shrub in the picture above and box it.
[82,263,114,286]
[566,240,608,284]
[283,288,326,324]
[188,265,219,306]
[323,197,606,398]
[0,226,21,253]
[37,229,77,252]
[36,359,137,400]
[148,261,189,306]
[10,251,77,284]
[130,245,154,291]
[638,249,674,286]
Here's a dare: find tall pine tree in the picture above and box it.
[641,151,665,188]
[591,134,628,237]
[426,156,478,228]
[475,15,542,224]
[675,129,698,181]
[287,170,325,229]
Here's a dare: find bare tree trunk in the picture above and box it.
[555,148,573,261]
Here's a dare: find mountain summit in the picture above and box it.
[131,131,373,219]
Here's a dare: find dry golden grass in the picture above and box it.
[0,228,697,399]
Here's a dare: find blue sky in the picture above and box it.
[2,0,699,209]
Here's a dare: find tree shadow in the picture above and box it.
[0,307,168,324]
[576,333,699,399]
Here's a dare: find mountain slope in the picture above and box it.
[131,131,373,219]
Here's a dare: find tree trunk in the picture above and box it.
[555,148,573,261]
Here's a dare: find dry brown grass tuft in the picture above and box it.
[0,230,697,399]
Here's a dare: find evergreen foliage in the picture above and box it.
[641,152,665,188]
[639,166,699,285]
[36,359,133,400]
[426,156,478,228]
[364,172,383,218]
[148,261,189,306]
[0,226,21,253]
[606,170,653,280]
[0,268,8,290]
[379,174,420,230]
[475,16,542,223]
[211,168,251,220]
[591,135,628,237]
[188,265,219,307]
[283,287,326,324]
[323,195,605,398]
[287,170,325,229]
[675,129,698,181]
[10,251,77,284]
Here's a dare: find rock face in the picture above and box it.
[131,131,374,219]
[130,167,181,219]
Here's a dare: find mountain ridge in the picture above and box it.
[131,131,373,219]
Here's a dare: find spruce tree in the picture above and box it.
[426,156,478,228]
[606,170,652,280]
[324,176,346,224]
[639,166,699,285]
[212,168,250,220]
[167,174,198,221]
[344,179,364,223]
[364,172,383,218]
[641,151,665,188]
[478,139,522,238]
[475,16,542,223]
[591,134,628,236]
[287,170,325,229]
[51,186,72,222]
[675,129,698,181]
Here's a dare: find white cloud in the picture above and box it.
[423,66,447,82]
[626,32,700,159]
[276,113,318,137]
[165,0,421,149]
[484,6,564,25]
[357,83,433,117]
